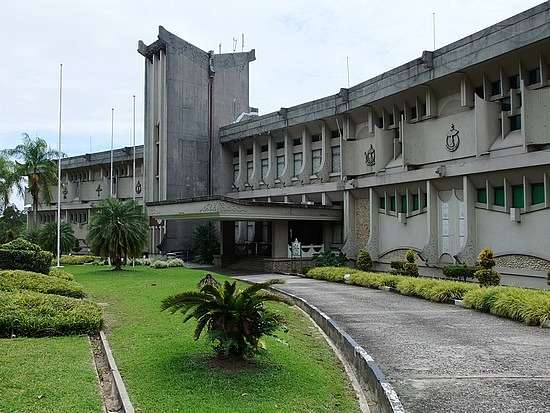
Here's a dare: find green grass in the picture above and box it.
[70,265,359,413]
[0,335,102,413]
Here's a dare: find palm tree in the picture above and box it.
[0,206,26,243]
[0,154,22,208]
[3,134,60,227]
[87,198,148,270]
[161,278,289,358]
[38,221,77,255]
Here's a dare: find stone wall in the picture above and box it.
[494,255,550,272]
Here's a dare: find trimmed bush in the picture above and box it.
[0,248,53,275]
[442,265,478,282]
[48,268,75,281]
[58,255,100,265]
[356,250,373,271]
[0,270,85,298]
[306,266,359,282]
[1,238,42,252]
[349,272,404,289]
[167,258,184,267]
[151,260,169,269]
[390,250,419,277]
[0,290,102,337]
[474,247,500,287]
[312,250,347,268]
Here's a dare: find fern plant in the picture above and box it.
[161,278,289,358]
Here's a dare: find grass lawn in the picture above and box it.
[0,336,102,413]
[71,264,359,413]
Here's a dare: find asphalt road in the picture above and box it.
[235,273,550,413]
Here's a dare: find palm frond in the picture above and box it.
[242,279,285,297]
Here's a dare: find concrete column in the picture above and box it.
[319,121,331,180]
[457,176,477,265]
[271,221,288,258]
[300,127,311,184]
[341,190,357,257]
[322,222,332,249]
[220,221,236,257]
[265,134,276,187]
[421,180,439,265]
[251,139,261,188]
[366,187,379,259]
[281,130,293,185]
[236,143,247,190]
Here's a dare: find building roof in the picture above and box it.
[219,2,550,142]
[59,145,144,169]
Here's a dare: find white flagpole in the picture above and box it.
[56,63,63,268]
[132,95,136,201]
[110,108,114,197]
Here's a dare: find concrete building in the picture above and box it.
[26,146,144,252]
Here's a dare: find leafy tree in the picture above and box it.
[38,221,77,255]
[87,199,148,270]
[3,134,60,228]
[162,277,289,358]
[0,155,22,208]
[192,222,220,264]
[0,206,26,244]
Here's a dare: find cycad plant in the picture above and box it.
[87,199,148,270]
[161,278,289,358]
[38,221,77,255]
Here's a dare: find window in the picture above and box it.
[390,195,396,212]
[276,141,284,150]
[331,130,340,139]
[400,195,407,213]
[422,193,427,208]
[312,149,322,174]
[509,74,520,89]
[410,105,417,119]
[311,134,321,142]
[232,163,239,183]
[474,86,484,99]
[477,188,487,204]
[501,97,511,112]
[331,146,341,173]
[528,67,541,86]
[388,112,394,126]
[246,161,253,183]
[412,194,419,211]
[494,186,505,207]
[420,102,427,116]
[531,183,545,205]
[379,196,386,209]
[276,155,285,178]
[261,158,268,179]
[510,115,521,131]
[293,153,303,177]
[260,144,268,152]
[246,148,253,155]
[512,185,524,208]
[233,151,239,158]
[491,80,501,96]
[293,138,302,146]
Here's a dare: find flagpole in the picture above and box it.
[56,63,63,268]
[132,95,136,201]
[110,108,114,197]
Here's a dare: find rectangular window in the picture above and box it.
[293,138,302,146]
[260,144,268,152]
[510,115,521,131]
[246,161,253,183]
[474,86,484,99]
[311,149,322,174]
[410,105,417,119]
[412,194,419,211]
[528,67,541,86]
[379,196,386,209]
[260,158,268,179]
[400,195,407,213]
[331,130,340,139]
[232,163,239,183]
[501,97,511,112]
[421,102,427,116]
[512,185,524,208]
[531,183,545,205]
[388,112,394,126]
[509,74,520,89]
[246,148,253,156]
[477,188,487,204]
[276,141,284,150]
[331,146,341,173]
[233,151,239,158]
[293,153,303,177]
[311,134,321,142]
[390,195,396,212]
[276,155,285,179]
[494,186,505,207]
[491,80,501,96]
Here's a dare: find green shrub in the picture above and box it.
[58,255,99,265]
[390,250,419,277]
[192,222,220,265]
[151,260,169,269]
[48,267,74,281]
[167,258,184,267]
[390,261,405,270]
[405,249,416,263]
[0,290,102,337]
[1,238,42,252]
[0,248,53,275]
[356,250,373,271]
[312,250,347,268]
[38,221,77,255]
[0,270,85,298]
[305,266,358,282]
[349,272,403,289]
[442,265,478,282]
[547,271,549,286]
[474,247,500,287]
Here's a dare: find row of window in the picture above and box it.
[379,193,427,214]
[233,146,341,184]
[477,182,545,209]
[476,68,542,100]
[68,211,88,224]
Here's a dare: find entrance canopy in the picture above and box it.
[146,196,342,222]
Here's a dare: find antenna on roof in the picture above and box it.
[219,43,222,54]
[242,33,244,52]
[89,136,92,153]
[432,12,436,50]
[346,56,350,88]
[232,37,237,52]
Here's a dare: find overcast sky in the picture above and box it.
[0,0,542,166]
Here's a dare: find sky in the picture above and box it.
[0,0,543,207]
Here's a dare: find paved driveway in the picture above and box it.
[235,274,550,413]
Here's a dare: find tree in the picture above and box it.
[38,221,77,255]
[3,134,60,228]
[87,199,148,270]
[0,154,22,208]
[161,277,289,359]
[192,222,220,264]
[0,206,26,244]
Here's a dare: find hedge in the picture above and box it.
[48,268,75,281]
[0,290,102,337]
[442,265,478,282]
[0,270,85,298]
[0,248,53,275]
[57,255,100,265]
[0,238,42,252]
[305,266,360,282]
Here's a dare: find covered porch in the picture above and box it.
[146,196,343,270]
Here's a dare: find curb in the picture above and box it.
[237,277,406,413]
[98,331,135,413]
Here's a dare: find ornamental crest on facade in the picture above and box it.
[365,144,376,166]
[445,124,460,152]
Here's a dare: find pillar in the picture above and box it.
[271,221,289,258]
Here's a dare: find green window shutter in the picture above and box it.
[379,197,386,209]
[512,185,524,208]
[400,195,407,213]
[494,186,505,207]
[477,188,487,203]
[412,194,419,211]
[390,196,396,212]
[531,183,545,205]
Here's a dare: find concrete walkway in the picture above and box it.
[235,273,550,413]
